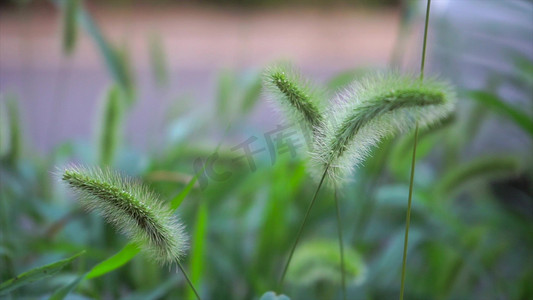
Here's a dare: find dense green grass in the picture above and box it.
[0,1,532,299]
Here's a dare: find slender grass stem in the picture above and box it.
[279,165,329,289]
[334,186,346,300]
[400,1,431,299]
[419,0,431,82]
[177,260,202,300]
[399,123,419,300]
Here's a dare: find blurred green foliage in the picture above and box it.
[0,1,532,300]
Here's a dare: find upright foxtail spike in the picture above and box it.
[263,63,325,139]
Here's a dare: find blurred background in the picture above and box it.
[0,0,532,299]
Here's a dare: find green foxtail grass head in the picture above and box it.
[263,63,324,137]
[61,166,188,265]
[312,72,456,185]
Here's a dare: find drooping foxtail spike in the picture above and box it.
[312,72,456,185]
[62,166,189,265]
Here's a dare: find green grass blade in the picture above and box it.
[122,276,179,300]
[85,242,140,279]
[52,0,135,101]
[170,124,230,211]
[216,70,234,120]
[240,75,262,114]
[77,8,135,103]
[187,201,208,300]
[61,0,79,55]
[48,273,86,300]
[512,53,533,88]
[170,175,198,212]
[468,90,533,137]
[4,94,22,164]
[435,156,520,197]
[0,100,7,157]
[115,44,136,102]
[252,161,306,289]
[0,251,85,296]
[389,115,455,180]
[97,85,124,166]
[149,33,168,86]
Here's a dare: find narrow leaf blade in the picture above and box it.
[169,124,230,211]
[187,201,208,300]
[85,243,140,279]
[78,9,135,104]
[169,175,197,211]
[468,90,533,136]
[435,156,520,196]
[97,85,124,166]
[48,273,86,300]
[149,33,168,86]
[0,251,85,296]
[62,0,79,55]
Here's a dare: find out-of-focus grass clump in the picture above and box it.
[0,1,532,300]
